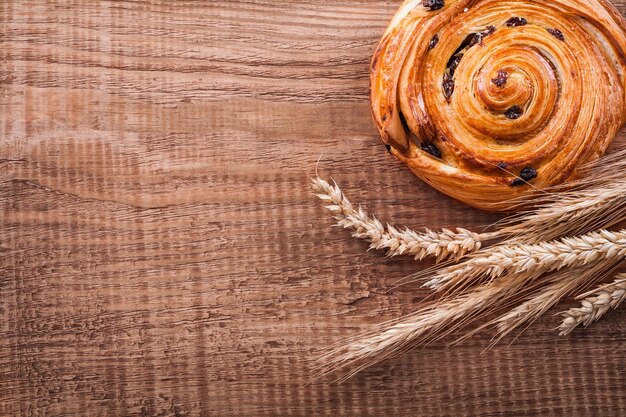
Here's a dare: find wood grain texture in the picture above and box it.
[1,1,626,416]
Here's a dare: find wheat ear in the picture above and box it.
[497,148,626,243]
[319,261,620,378]
[489,261,621,341]
[558,274,626,335]
[499,185,626,243]
[319,268,546,379]
[311,177,491,262]
[422,229,626,291]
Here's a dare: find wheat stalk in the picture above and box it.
[422,229,626,291]
[558,274,626,335]
[311,177,492,262]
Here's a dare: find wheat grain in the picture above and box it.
[311,177,489,262]
[423,229,626,291]
[558,274,626,335]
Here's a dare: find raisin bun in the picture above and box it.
[371,0,626,211]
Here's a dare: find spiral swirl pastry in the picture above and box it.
[371,0,626,211]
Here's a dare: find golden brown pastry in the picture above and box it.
[371,0,626,211]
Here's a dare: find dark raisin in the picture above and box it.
[446,54,463,76]
[429,34,440,50]
[497,162,508,169]
[469,26,496,47]
[505,105,523,119]
[505,17,527,27]
[385,144,392,153]
[547,28,565,41]
[491,69,509,87]
[422,0,444,11]
[442,74,454,100]
[455,33,477,54]
[469,35,481,47]
[398,112,410,133]
[510,167,537,186]
[520,166,537,181]
[421,143,442,159]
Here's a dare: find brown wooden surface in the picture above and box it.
[2,1,626,416]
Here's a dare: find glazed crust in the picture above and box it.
[371,0,626,211]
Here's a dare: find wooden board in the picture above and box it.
[2,1,626,415]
